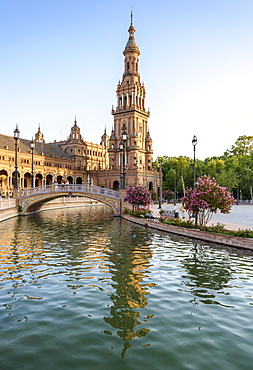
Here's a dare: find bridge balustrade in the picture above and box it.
[18,184,120,199]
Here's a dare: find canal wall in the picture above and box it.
[122,214,253,251]
[0,207,18,222]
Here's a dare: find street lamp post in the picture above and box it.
[158,164,162,208]
[192,135,197,227]
[121,130,127,189]
[174,170,177,206]
[236,174,239,205]
[13,125,20,190]
[30,138,35,188]
[119,141,124,189]
[192,135,197,188]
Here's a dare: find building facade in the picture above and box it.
[0,16,159,197]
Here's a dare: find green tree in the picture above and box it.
[224,135,253,157]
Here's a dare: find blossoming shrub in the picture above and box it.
[182,175,235,227]
[125,186,152,210]
[162,189,175,203]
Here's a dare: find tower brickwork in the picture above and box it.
[110,14,153,173]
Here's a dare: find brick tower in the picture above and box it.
[103,13,158,191]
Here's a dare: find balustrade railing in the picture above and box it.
[18,184,120,199]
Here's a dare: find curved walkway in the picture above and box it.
[151,204,253,231]
[122,214,253,251]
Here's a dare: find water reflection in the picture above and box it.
[180,242,233,306]
[1,208,253,369]
[0,207,157,359]
[103,222,155,357]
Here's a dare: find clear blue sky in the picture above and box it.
[1,0,253,159]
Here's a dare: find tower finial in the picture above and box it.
[131,10,133,26]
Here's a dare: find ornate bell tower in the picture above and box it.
[109,13,153,174]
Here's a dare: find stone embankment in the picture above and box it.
[0,207,18,222]
[122,214,253,251]
[0,199,18,221]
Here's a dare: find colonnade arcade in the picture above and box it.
[0,169,84,196]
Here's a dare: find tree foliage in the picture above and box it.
[153,135,253,201]
[162,189,174,202]
[125,186,152,209]
[182,175,235,227]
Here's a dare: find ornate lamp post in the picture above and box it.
[158,164,162,208]
[174,169,177,206]
[192,135,197,226]
[13,125,20,190]
[121,130,127,189]
[236,174,239,205]
[119,141,124,189]
[192,135,197,189]
[30,137,35,188]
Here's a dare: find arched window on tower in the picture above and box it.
[127,62,130,71]
[124,96,127,107]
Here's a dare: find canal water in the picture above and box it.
[1,206,253,370]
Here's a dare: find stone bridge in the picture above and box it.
[18,184,122,216]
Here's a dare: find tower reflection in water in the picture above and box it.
[103,222,156,358]
[0,208,157,359]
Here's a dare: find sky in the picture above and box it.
[1,0,253,160]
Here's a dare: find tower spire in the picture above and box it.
[124,12,139,54]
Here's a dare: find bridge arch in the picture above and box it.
[18,184,121,216]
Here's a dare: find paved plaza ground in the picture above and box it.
[151,203,253,231]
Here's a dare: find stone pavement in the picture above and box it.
[150,203,252,231]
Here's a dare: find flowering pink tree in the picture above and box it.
[162,189,175,203]
[125,186,152,210]
[182,175,235,227]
